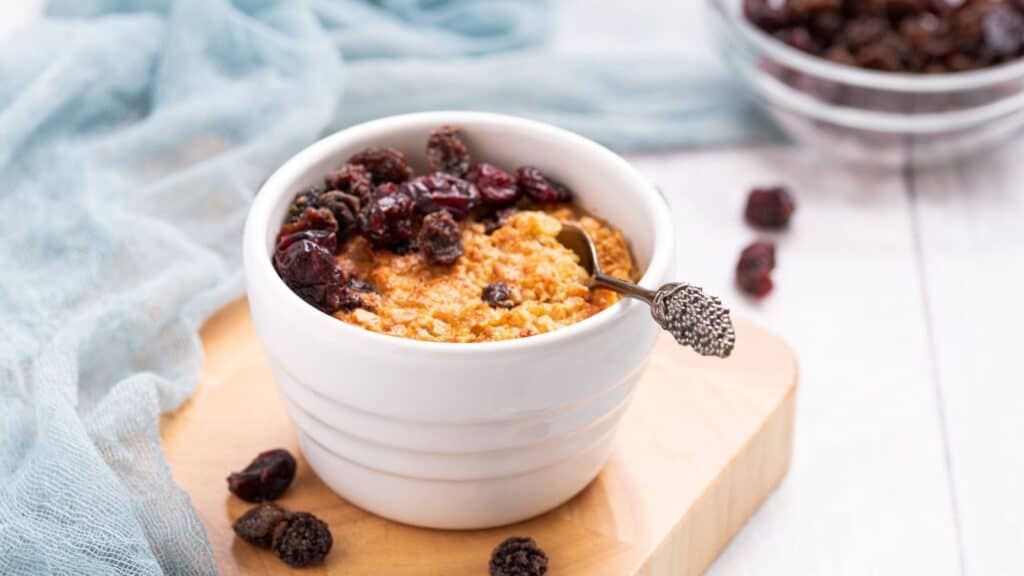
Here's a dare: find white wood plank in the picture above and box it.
[908,144,1024,576]
[628,147,962,575]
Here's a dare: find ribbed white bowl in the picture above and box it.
[243,112,674,528]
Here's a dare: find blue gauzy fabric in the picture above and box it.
[0,1,774,574]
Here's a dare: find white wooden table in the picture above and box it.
[6,2,1022,574]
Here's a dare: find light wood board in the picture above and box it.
[161,299,797,575]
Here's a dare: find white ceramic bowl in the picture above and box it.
[243,111,674,529]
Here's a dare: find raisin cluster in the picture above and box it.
[233,504,333,568]
[736,185,797,298]
[746,0,1024,73]
[276,125,573,315]
[229,449,334,568]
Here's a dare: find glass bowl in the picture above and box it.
[707,0,1024,167]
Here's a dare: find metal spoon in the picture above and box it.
[556,222,736,358]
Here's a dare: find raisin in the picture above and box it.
[516,167,572,203]
[276,228,337,255]
[284,188,320,224]
[405,172,480,219]
[467,162,519,206]
[481,207,519,234]
[745,186,796,229]
[744,0,791,32]
[482,282,516,309]
[777,27,819,53]
[273,239,350,313]
[418,210,463,266]
[843,16,890,49]
[349,147,413,184]
[358,183,416,249]
[489,536,548,576]
[325,163,375,204]
[227,449,297,502]
[280,207,338,238]
[736,241,777,298]
[317,190,361,240]
[233,503,288,548]
[271,512,333,568]
[426,125,471,176]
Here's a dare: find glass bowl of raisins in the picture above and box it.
[709,0,1024,166]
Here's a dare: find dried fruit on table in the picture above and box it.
[233,503,288,548]
[426,125,471,176]
[227,449,298,502]
[489,536,548,576]
[419,210,464,266]
[516,166,572,203]
[349,147,413,184]
[272,511,333,568]
[745,185,796,229]
[736,240,777,298]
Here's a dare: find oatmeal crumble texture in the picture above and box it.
[334,207,635,343]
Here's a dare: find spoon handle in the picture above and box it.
[594,275,736,358]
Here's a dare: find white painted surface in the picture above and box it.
[4,2,1022,574]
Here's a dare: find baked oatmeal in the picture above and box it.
[272,125,636,343]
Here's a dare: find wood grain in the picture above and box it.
[161,299,796,575]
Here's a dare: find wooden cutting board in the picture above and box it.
[161,299,797,575]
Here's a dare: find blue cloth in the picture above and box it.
[0,1,775,574]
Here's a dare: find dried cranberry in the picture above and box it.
[405,172,480,219]
[272,512,333,568]
[358,183,416,249]
[482,282,516,309]
[276,228,337,254]
[418,210,463,266]
[516,167,572,203]
[745,186,796,229]
[317,190,361,240]
[280,206,338,238]
[489,536,548,576]
[227,449,297,502]
[426,125,471,176]
[284,188,320,224]
[233,503,288,548]
[736,241,776,298]
[349,147,413,184]
[325,163,374,204]
[744,0,791,32]
[467,163,519,206]
[273,239,350,312]
[481,207,519,234]
[777,27,819,53]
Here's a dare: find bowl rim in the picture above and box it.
[244,111,674,356]
[709,0,1024,93]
